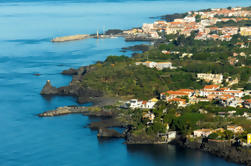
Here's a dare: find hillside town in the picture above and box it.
[122,5,251,145]
[123,7,251,41]
[120,6,251,147]
[125,84,250,110]
[124,82,251,145]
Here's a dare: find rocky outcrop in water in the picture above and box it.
[61,68,78,75]
[41,65,104,104]
[97,128,124,138]
[89,119,126,130]
[121,44,150,52]
[104,29,123,35]
[40,80,58,95]
[38,106,88,117]
[126,131,161,144]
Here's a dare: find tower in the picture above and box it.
[97,29,99,39]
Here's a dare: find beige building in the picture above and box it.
[197,73,223,84]
[240,27,251,36]
[227,125,244,133]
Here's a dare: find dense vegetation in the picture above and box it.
[81,31,250,99]
[129,101,251,139]
[212,20,251,27]
[82,56,204,100]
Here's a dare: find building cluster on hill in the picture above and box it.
[123,7,251,40]
[193,125,243,137]
[160,84,251,109]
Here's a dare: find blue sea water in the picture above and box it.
[0,0,250,165]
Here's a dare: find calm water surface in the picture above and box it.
[0,0,249,165]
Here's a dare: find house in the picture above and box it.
[168,98,187,107]
[142,98,158,109]
[248,134,251,144]
[203,85,220,90]
[240,27,251,36]
[160,89,194,100]
[243,99,251,109]
[167,131,176,142]
[126,98,158,109]
[162,50,171,55]
[143,112,155,122]
[142,23,154,33]
[184,16,196,22]
[199,89,244,98]
[220,98,243,108]
[135,61,174,70]
[197,73,223,84]
[227,125,244,133]
[242,112,251,120]
[155,62,173,70]
[136,61,157,68]
[214,128,225,133]
[126,99,142,109]
[193,129,213,137]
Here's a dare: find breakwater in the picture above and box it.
[51,34,92,42]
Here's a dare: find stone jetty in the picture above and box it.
[51,34,92,42]
[38,106,88,117]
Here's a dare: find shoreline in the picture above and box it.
[38,105,251,165]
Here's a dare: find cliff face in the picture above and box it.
[97,128,124,138]
[40,66,103,104]
[183,139,251,165]
[126,130,162,144]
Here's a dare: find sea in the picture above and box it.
[0,0,250,165]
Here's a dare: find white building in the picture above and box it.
[136,61,174,70]
[126,98,158,109]
[142,23,154,33]
[184,16,196,22]
[194,129,213,137]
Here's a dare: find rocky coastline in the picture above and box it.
[38,104,251,165]
[39,62,251,166]
[39,94,251,165]
[176,137,251,165]
[39,105,129,138]
[40,65,105,104]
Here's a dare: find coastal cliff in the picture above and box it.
[40,66,104,104]
[38,105,251,165]
[178,138,251,165]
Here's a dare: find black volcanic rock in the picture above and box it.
[89,119,125,130]
[105,29,123,35]
[40,80,58,95]
[97,128,123,138]
[122,44,149,52]
[180,138,251,165]
[61,68,78,75]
